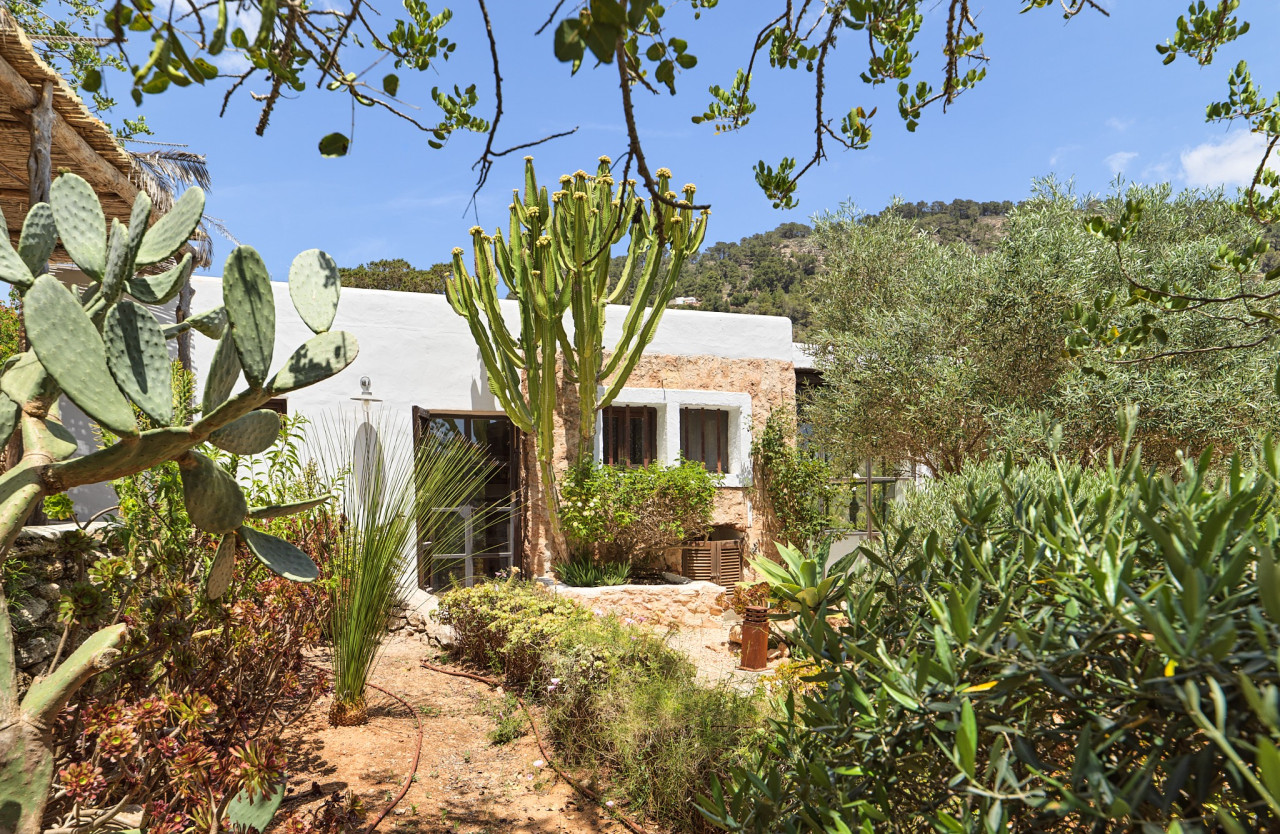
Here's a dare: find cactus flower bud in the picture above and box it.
[451,247,464,256]
[656,167,672,178]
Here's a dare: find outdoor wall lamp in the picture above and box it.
[350,375,382,422]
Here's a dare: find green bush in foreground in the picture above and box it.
[701,411,1280,832]
[436,580,762,832]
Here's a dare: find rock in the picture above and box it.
[17,632,57,667]
[32,558,65,581]
[10,596,49,631]
[32,582,61,602]
[728,624,742,645]
[407,611,429,631]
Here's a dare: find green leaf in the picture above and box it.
[956,699,978,778]
[318,132,350,157]
[81,68,102,92]
[382,73,400,97]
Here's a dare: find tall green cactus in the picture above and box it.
[446,157,708,558]
[0,174,359,833]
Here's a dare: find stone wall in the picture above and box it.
[522,354,797,576]
[6,523,113,692]
[553,580,734,631]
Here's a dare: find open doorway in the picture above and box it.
[412,408,521,591]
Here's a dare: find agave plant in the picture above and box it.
[749,542,852,617]
[317,413,496,726]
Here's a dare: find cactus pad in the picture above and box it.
[25,275,137,436]
[126,252,193,305]
[49,173,106,281]
[266,331,359,394]
[288,249,341,333]
[0,352,55,405]
[209,409,280,455]
[188,306,229,339]
[223,246,275,387]
[104,300,174,425]
[136,186,205,267]
[17,203,56,277]
[0,236,34,290]
[202,333,242,415]
[247,494,332,520]
[100,220,131,302]
[238,525,318,582]
[180,451,248,534]
[0,391,17,449]
[206,533,237,600]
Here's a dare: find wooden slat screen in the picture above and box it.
[602,405,657,467]
[680,408,730,473]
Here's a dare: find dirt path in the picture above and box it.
[278,638,645,834]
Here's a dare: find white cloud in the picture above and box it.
[1048,144,1080,168]
[1106,117,1135,133]
[1180,130,1268,188]
[1105,151,1138,175]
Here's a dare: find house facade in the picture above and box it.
[186,277,797,587]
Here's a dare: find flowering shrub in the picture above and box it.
[714,581,772,616]
[433,579,594,684]
[558,459,719,564]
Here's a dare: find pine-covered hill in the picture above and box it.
[656,200,1014,336]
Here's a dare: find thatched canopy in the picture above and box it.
[0,9,207,266]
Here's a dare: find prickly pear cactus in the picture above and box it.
[0,173,361,833]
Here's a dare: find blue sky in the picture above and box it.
[98,2,1280,278]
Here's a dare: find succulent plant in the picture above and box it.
[0,173,360,831]
[446,156,708,553]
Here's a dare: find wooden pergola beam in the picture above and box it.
[0,51,137,209]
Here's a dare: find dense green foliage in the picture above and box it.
[803,182,1280,477]
[630,222,817,330]
[703,417,1280,832]
[436,580,762,832]
[752,412,835,549]
[50,377,340,831]
[556,554,633,587]
[338,259,450,294]
[558,459,720,567]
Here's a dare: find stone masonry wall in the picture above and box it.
[521,354,796,577]
[6,523,113,693]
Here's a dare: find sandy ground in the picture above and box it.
[278,639,646,834]
[276,621,788,833]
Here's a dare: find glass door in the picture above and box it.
[413,409,520,591]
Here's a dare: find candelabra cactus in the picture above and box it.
[0,174,358,831]
[446,156,708,557]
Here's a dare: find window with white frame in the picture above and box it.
[679,407,730,474]
[595,388,752,486]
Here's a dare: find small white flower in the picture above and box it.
[606,800,615,808]
[533,759,545,768]
[551,678,561,685]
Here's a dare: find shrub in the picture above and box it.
[559,459,719,564]
[752,411,835,549]
[556,554,632,587]
[433,579,594,685]
[702,416,1280,832]
[438,579,763,832]
[46,385,339,831]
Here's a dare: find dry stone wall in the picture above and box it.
[6,523,113,692]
